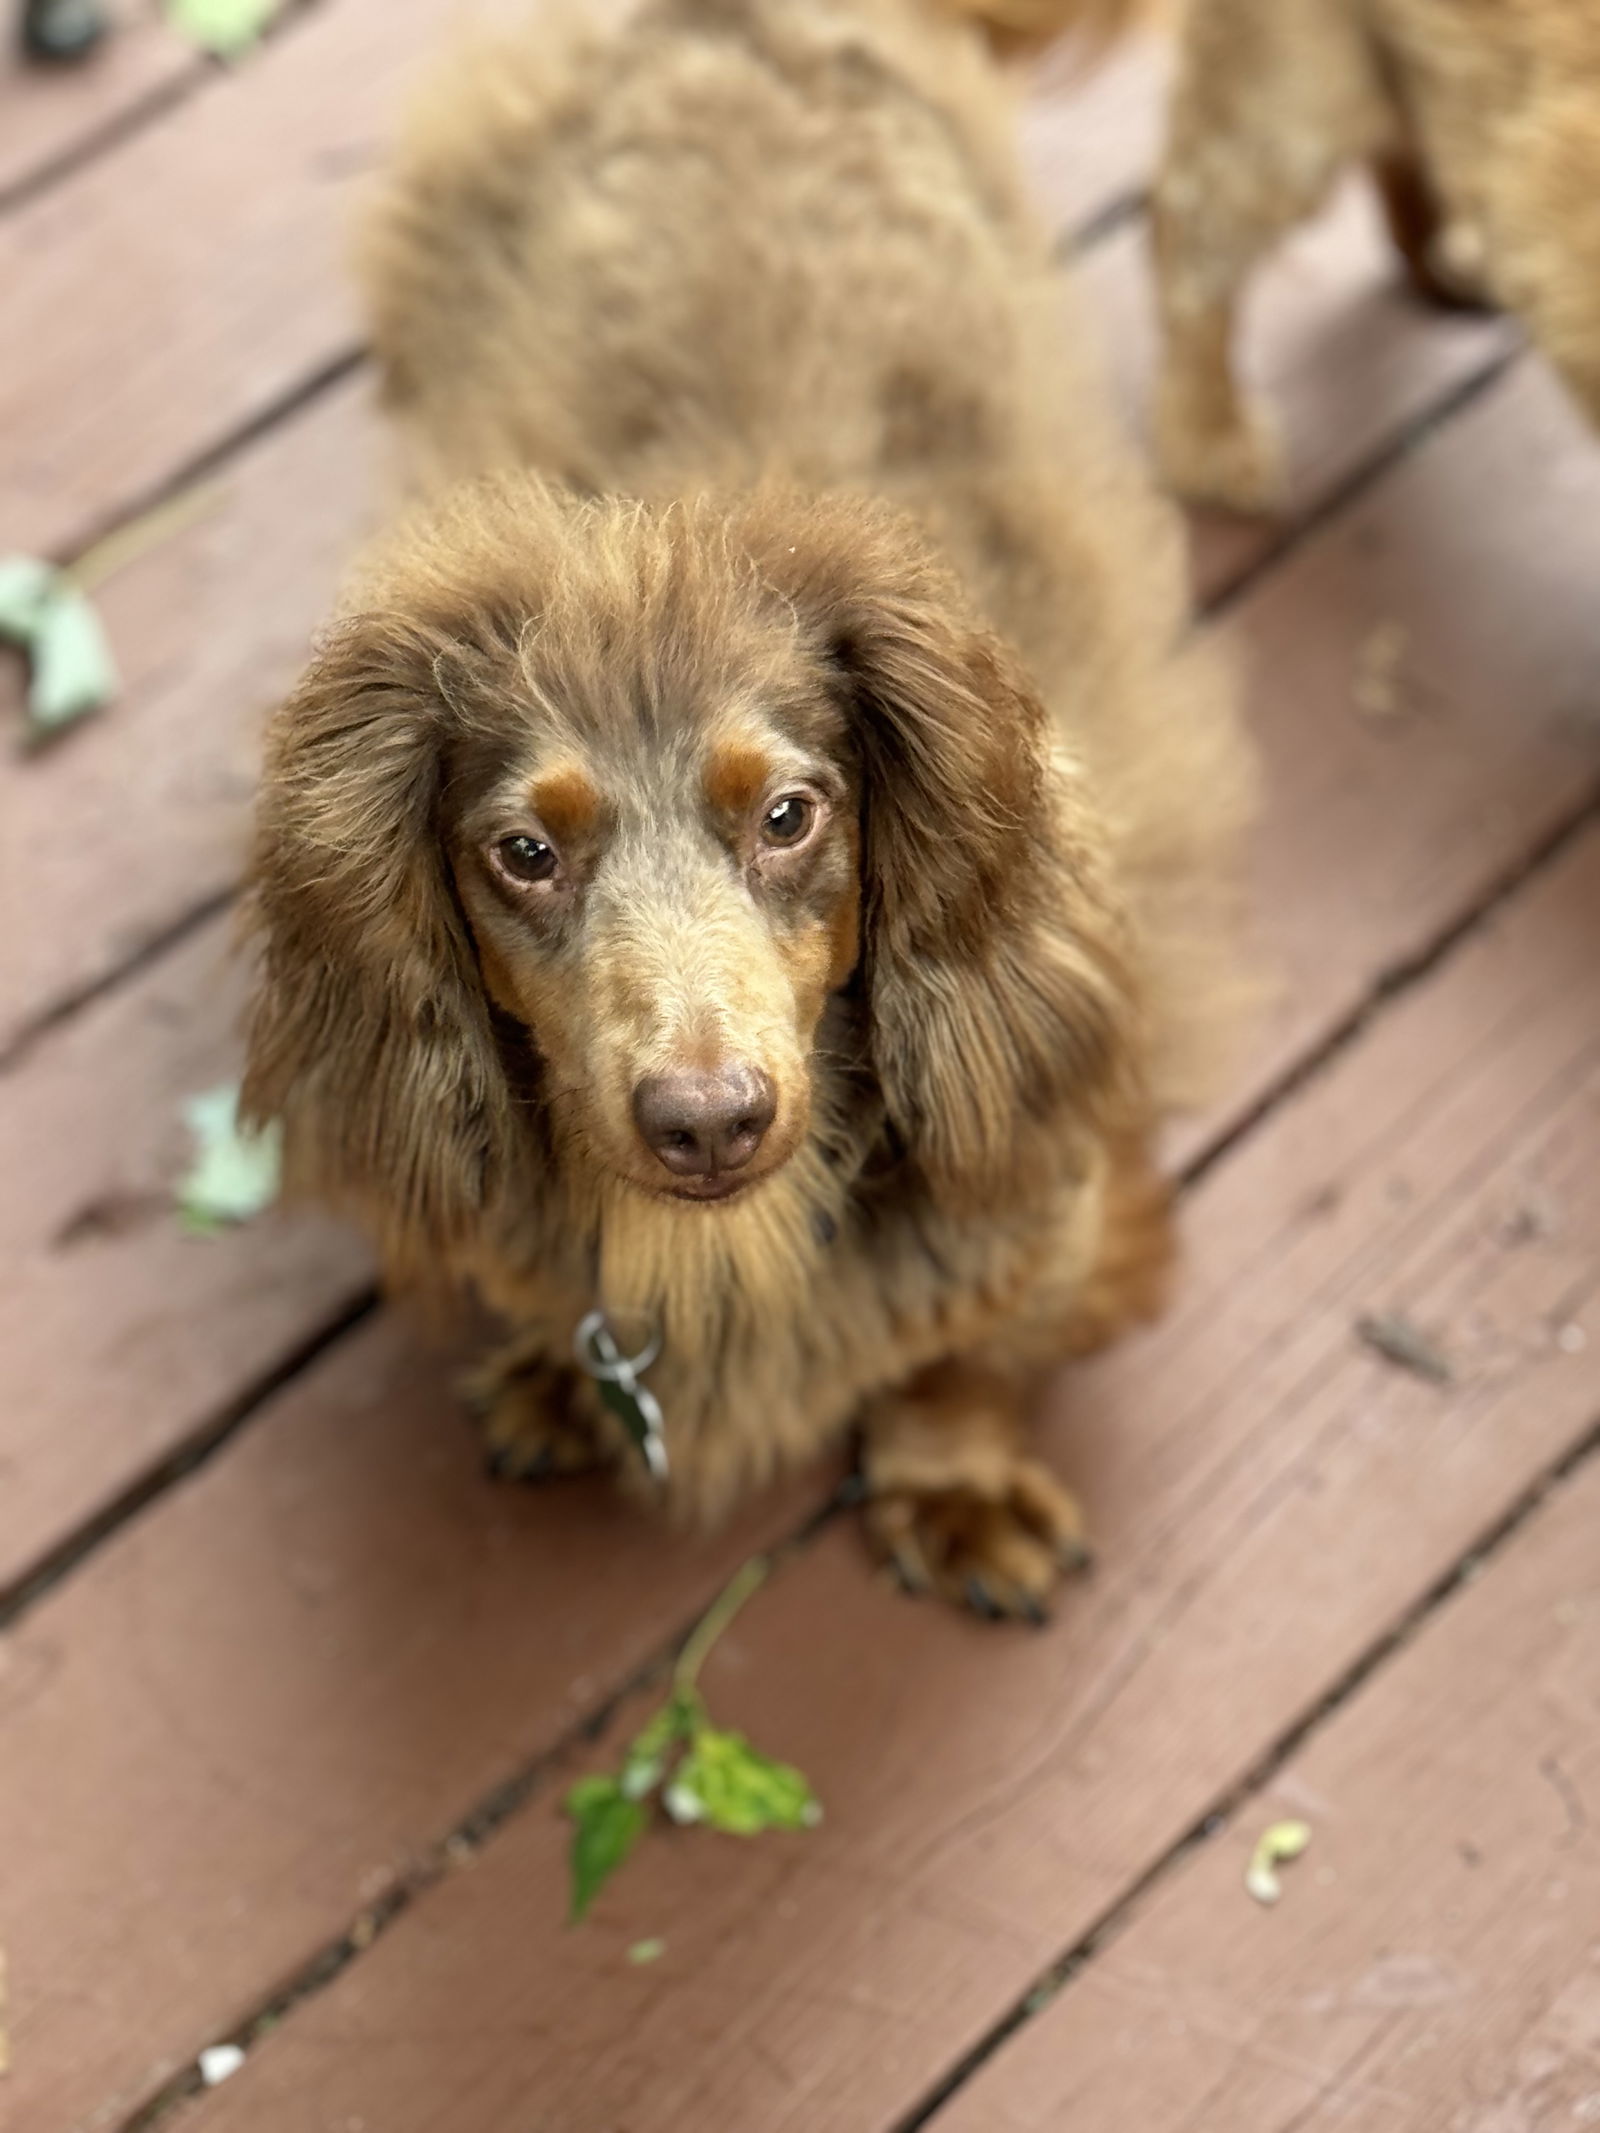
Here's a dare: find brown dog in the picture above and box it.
[1152,0,1600,512]
[243,0,1250,1618]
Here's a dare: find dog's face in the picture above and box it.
[445,670,859,1204]
[244,479,1134,1263]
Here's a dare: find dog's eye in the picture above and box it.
[493,834,559,886]
[761,795,814,847]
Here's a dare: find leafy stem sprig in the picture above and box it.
[564,1553,821,1922]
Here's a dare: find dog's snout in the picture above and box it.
[632,1064,777,1181]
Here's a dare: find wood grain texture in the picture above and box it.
[0,373,380,1053]
[932,1447,1600,2130]
[1202,353,1600,1149]
[182,822,1600,2132]
[0,914,370,1594]
[0,0,195,209]
[0,1311,814,2129]
[0,0,456,561]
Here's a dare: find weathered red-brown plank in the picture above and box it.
[0,372,379,1056]
[932,1449,1600,2131]
[0,914,369,1594]
[1077,176,1517,605]
[0,0,195,209]
[0,0,460,562]
[1208,353,1600,1130]
[0,1311,812,2129]
[184,816,1600,2133]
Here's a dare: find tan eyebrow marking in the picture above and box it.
[703,737,775,818]
[529,763,602,843]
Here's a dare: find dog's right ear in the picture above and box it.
[242,613,519,1273]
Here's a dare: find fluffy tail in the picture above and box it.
[933,0,1151,58]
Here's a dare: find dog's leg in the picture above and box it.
[1152,0,1392,513]
[1372,147,1494,314]
[1058,1128,1176,1358]
[466,1335,611,1483]
[861,1358,1090,1622]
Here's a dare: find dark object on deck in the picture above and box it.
[20,0,108,62]
[1356,1311,1454,1387]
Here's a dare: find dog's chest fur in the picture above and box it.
[470,1131,1101,1524]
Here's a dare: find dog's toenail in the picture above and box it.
[966,1576,1000,1619]
[1020,1594,1049,1628]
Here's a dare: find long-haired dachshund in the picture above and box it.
[243,0,1251,1618]
[1151,0,1600,513]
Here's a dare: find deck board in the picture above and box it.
[0,919,369,1596]
[0,0,196,209]
[181,823,1600,2132]
[930,1439,1600,2131]
[0,374,379,1054]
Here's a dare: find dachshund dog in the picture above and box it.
[1151,0,1600,512]
[243,0,1250,1618]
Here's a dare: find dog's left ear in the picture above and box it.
[745,497,1141,1209]
[241,611,524,1274]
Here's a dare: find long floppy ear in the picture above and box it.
[743,496,1143,1210]
[241,613,520,1273]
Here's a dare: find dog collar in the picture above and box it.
[574,1308,668,1483]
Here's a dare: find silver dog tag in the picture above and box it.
[574,1308,669,1483]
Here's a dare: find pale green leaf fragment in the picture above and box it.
[0,555,54,637]
[0,555,118,737]
[627,1938,666,1966]
[179,1084,282,1231]
[1245,1819,1313,1907]
[667,1725,821,1837]
[165,0,279,57]
[28,589,118,733]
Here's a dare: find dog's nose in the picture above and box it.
[632,1065,777,1179]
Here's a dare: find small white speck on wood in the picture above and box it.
[198,2044,247,2086]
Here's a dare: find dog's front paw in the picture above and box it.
[865,1457,1091,1624]
[1155,384,1287,517]
[465,1351,609,1483]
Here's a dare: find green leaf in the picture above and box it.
[179,1084,282,1231]
[0,555,118,738]
[165,0,279,57]
[564,1777,647,1923]
[28,588,118,734]
[627,1938,666,1966]
[664,1726,821,1837]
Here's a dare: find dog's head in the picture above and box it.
[244,477,1137,1267]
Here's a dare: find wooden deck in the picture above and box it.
[3,10,1599,2130]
